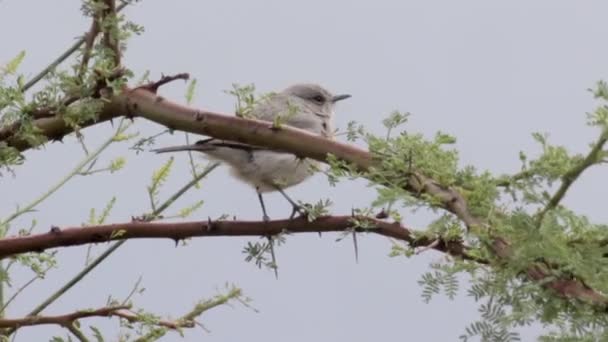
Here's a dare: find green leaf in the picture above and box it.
[1,50,26,77]
[185,78,197,104]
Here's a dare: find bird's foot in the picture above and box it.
[289,204,308,220]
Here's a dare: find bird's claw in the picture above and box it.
[289,204,308,220]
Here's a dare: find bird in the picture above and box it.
[153,83,351,221]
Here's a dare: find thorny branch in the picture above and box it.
[0,305,130,329]
[0,215,481,263]
[0,302,210,340]
[1,75,607,308]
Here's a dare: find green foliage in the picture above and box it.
[181,78,196,106]
[243,233,287,271]
[0,51,26,80]
[147,157,174,212]
[272,101,299,129]
[324,87,608,340]
[176,200,204,218]
[224,83,258,118]
[301,198,332,222]
[5,1,608,339]
[88,197,117,225]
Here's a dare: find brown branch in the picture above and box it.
[78,7,102,79]
[0,304,194,336]
[0,305,130,328]
[101,0,121,67]
[113,309,194,329]
[1,80,606,308]
[0,215,480,263]
[136,73,190,94]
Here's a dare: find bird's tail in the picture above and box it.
[152,139,261,167]
[151,139,216,154]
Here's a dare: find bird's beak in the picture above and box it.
[331,94,351,102]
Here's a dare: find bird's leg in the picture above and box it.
[257,189,270,222]
[274,186,306,219]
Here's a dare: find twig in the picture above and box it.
[0,305,130,328]
[121,275,143,305]
[101,0,121,67]
[0,120,129,228]
[2,163,220,337]
[136,73,190,94]
[536,130,608,226]
[0,264,54,314]
[77,4,102,79]
[134,286,243,342]
[113,308,194,329]
[66,323,89,342]
[21,1,130,92]
[0,216,480,263]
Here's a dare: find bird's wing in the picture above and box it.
[152,139,264,154]
[252,94,323,134]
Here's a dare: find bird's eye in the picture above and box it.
[312,95,325,102]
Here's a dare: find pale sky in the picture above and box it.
[2,1,608,341]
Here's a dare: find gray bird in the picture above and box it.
[153,83,351,220]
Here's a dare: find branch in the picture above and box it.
[536,130,608,225]
[1,163,220,339]
[101,0,121,67]
[112,308,194,330]
[0,304,196,341]
[0,305,130,328]
[78,5,102,79]
[0,215,480,262]
[21,1,130,92]
[2,81,606,308]
[134,286,244,342]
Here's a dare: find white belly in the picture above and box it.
[230,151,318,192]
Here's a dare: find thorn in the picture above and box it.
[50,226,61,234]
[206,217,214,232]
[131,216,144,222]
[352,229,359,264]
[375,209,388,219]
[318,231,322,238]
[173,238,180,247]
[194,111,204,121]
[351,207,356,217]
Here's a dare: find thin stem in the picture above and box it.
[536,130,608,226]
[185,132,200,183]
[3,162,219,337]
[20,1,130,92]
[0,121,129,228]
[66,323,89,342]
[0,120,128,320]
[134,287,242,342]
[0,264,53,314]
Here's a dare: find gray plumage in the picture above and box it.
[153,83,350,218]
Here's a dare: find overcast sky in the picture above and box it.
[2,1,608,341]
